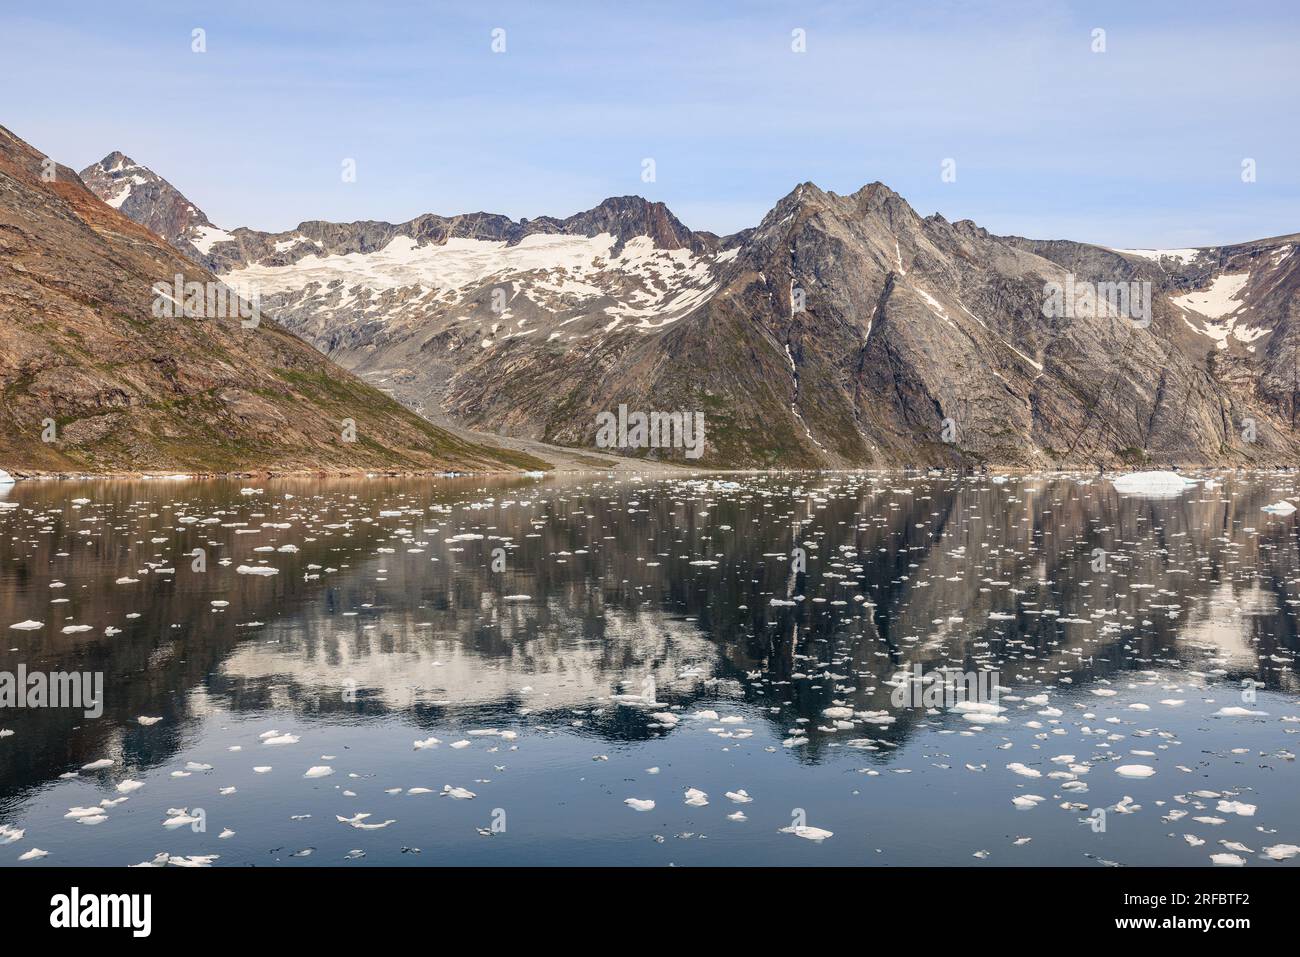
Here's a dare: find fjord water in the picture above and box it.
[0,473,1297,867]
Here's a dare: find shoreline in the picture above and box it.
[2,463,1296,483]
[0,462,703,482]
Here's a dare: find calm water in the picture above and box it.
[0,472,1297,867]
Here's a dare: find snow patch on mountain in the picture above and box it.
[1113,247,1203,265]
[104,174,149,208]
[191,225,235,255]
[1171,272,1249,320]
[222,231,725,332]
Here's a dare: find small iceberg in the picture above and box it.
[0,470,14,486]
[1111,470,1197,498]
[1115,764,1156,779]
[1262,500,1296,515]
[780,824,833,842]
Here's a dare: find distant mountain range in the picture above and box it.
[42,143,1300,469]
[0,125,545,475]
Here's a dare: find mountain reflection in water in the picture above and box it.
[0,472,1297,866]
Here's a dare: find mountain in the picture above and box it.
[0,127,545,475]
[76,150,230,266]
[81,153,1300,469]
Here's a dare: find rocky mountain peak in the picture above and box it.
[546,194,704,254]
[79,151,214,259]
[837,181,923,234]
[749,180,926,274]
[97,150,136,171]
[761,180,919,233]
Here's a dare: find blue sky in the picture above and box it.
[3,0,1298,247]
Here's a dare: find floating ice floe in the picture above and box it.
[1210,853,1246,867]
[133,853,220,868]
[624,798,655,812]
[953,700,1007,724]
[1261,500,1297,515]
[1012,794,1046,809]
[1216,800,1256,816]
[1216,706,1268,717]
[162,810,202,829]
[1111,471,1198,498]
[780,824,833,842]
[1263,844,1300,861]
[1115,764,1156,779]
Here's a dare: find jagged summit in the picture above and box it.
[537,194,705,253]
[78,153,714,269]
[79,150,219,264]
[759,180,920,232]
[97,149,134,169]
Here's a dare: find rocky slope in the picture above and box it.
[0,126,545,474]
[82,152,1300,469]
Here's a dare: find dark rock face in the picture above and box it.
[0,126,544,474]
[81,154,1300,469]
[78,151,215,264]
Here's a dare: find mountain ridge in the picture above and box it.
[78,148,1300,470]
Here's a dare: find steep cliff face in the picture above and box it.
[0,126,545,474]
[81,151,1300,469]
[692,181,1281,469]
[483,181,1300,468]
